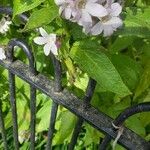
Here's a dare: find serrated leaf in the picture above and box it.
[110,55,141,91]
[13,0,45,18]
[71,40,131,97]
[23,7,58,31]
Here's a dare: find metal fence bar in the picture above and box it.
[8,72,19,150]
[0,59,149,149]
[0,6,28,23]
[30,85,36,150]
[99,102,150,150]
[7,39,36,150]
[46,54,62,150]
[68,78,96,150]
[0,101,8,150]
[46,102,58,150]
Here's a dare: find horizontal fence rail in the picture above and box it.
[0,59,150,150]
[0,5,150,150]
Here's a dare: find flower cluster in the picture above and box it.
[55,0,123,36]
[0,17,12,34]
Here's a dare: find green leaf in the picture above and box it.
[36,100,52,132]
[22,7,58,31]
[84,124,103,146]
[134,61,150,99]
[17,98,30,131]
[118,7,150,37]
[126,115,146,137]
[13,0,46,18]
[53,111,76,145]
[110,55,141,91]
[109,36,135,54]
[71,40,131,97]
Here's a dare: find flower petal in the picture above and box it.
[87,0,97,2]
[44,43,52,56]
[33,37,47,45]
[64,7,72,19]
[39,27,48,37]
[110,3,122,16]
[103,25,114,37]
[86,3,108,17]
[49,34,57,42]
[55,0,65,5]
[51,44,58,55]
[91,22,103,35]
[78,10,92,26]
[104,17,123,28]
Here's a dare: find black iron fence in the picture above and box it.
[0,6,150,150]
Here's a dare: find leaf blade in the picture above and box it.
[71,40,131,97]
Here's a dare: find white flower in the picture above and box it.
[33,28,58,56]
[90,1,123,36]
[0,17,12,34]
[0,47,6,60]
[55,0,108,27]
[55,0,76,20]
[75,0,108,27]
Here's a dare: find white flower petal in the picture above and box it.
[49,34,57,42]
[0,48,6,60]
[78,10,92,26]
[33,37,47,45]
[55,0,65,5]
[91,22,103,35]
[64,7,72,19]
[86,3,108,17]
[44,43,52,56]
[110,3,122,17]
[88,0,97,3]
[51,44,58,55]
[103,25,114,36]
[104,17,123,28]
[39,28,48,37]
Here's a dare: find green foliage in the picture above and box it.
[71,40,131,97]
[0,0,150,149]
[23,6,58,31]
[134,61,150,99]
[53,110,77,145]
[118,7,150,37]
[110,54,141,91]
[13,0,46,18]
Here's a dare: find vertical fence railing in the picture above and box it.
[0,101,8,150]
[7,39,37,150]
[68,78,96,150]
[8,61,19,150]
[46,53,62,150]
